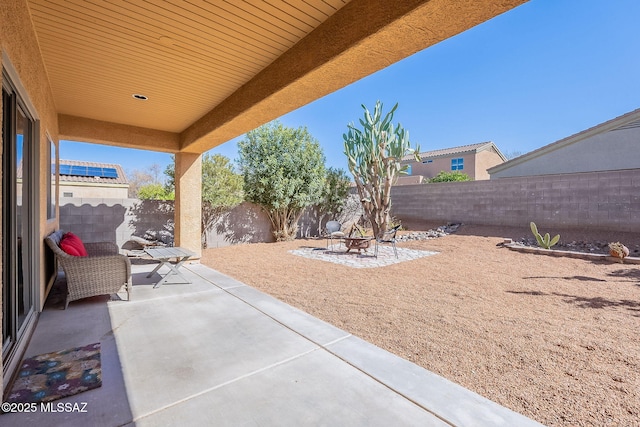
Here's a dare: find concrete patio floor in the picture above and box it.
[2,261,544,426]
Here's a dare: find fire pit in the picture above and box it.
[343,236,374,253]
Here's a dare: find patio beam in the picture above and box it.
[58,114,180,153]
[179,0,527,154]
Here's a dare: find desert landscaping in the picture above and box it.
[202,224,640,427]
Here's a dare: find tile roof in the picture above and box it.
[402,141,499,161]
[58,159,129,185]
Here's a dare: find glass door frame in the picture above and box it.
[2,62,41,389]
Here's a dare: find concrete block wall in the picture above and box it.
[59,170,639,251]
[390,169,640,232]
[60,198,276,250]
[59,198,174,249]
[60,197,361,251]
[203,202,274,248]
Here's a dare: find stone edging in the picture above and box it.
[503,241,640,265]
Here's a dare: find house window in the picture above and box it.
[47,139,56,219]
[451,158,464,171]
[422,159,433,164]
[63,192,73,198]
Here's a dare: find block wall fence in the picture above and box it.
[59,199,175,249]
[58,169,639,251]
[58,198,333,250]
[390,169,640,232]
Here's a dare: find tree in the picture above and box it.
[314,168,351,233]
[137,183,175,200]
[200,154,244,246]
[163,154,244,246]
[238,121,326,241]
[318,167,351,221]
[503,150,524,160]
[429,171,471,182]
[127,163,164,198]
[163,158,175,194]
[343,101,419,238]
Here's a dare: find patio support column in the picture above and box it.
[174,152,202,258]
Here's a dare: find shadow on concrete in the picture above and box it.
[1,278,135,426]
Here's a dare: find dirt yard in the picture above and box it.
[201,225,640,427]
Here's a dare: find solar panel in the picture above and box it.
[87,167,102,176]
[103,168,118,178]
[58,165,118,179]
[70,165,86,175]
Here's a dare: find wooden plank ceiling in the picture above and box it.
[28,0,348,133]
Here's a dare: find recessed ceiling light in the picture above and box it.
[132,94,148,100]
[158,36,177,47]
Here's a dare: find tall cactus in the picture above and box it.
[343,101,420,238]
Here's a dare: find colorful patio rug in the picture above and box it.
[6,342,102,404]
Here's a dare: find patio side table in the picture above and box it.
[144,247,196,288]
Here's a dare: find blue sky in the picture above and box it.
[61,0,640,177]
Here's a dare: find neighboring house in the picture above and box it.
[395,175,426,186]
[59,160,129,199]
[401,142,507,182]
[488,108,640,179]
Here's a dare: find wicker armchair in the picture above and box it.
[45,230,131,309]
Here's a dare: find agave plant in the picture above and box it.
[530,222,560,250]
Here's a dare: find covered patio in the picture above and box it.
[2,261,541,426]
[2,0,531,418]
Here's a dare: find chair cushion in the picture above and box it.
[60,232,88,257]
[48,229,66,246]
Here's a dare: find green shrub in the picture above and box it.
[429,171,471,183]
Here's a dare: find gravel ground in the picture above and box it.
[201,224,640,427]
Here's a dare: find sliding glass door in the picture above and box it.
[2,73,36,372]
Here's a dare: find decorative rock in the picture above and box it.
[515,236,638,256]
[395,223,462,243]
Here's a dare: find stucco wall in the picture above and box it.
[391,169,640,232]
[408,153,475,179]
[475,149,504,180]
[490,126,640,178]
[59,184,129,199]
[1,0,63,388]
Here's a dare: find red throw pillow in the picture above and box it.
[59,232,88,257]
